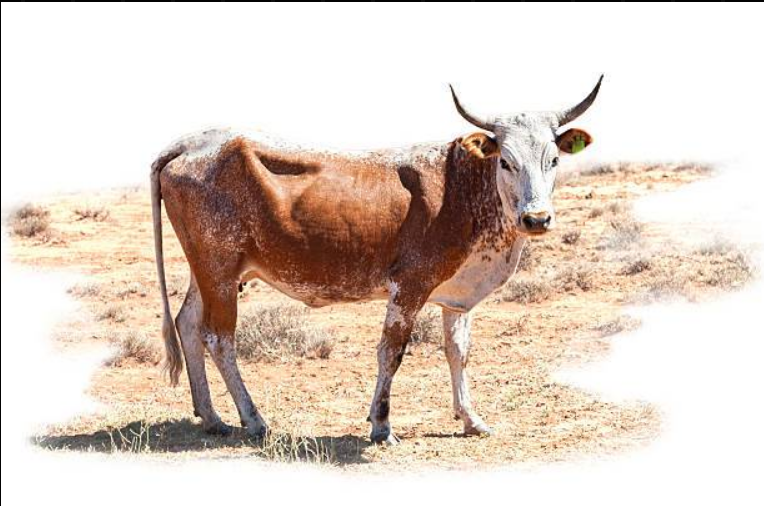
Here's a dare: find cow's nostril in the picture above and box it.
[521,213,551,232]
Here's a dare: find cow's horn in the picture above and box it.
[557,75,604,126]
[449,85,495,131]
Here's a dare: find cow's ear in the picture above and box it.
[461,132,500,159]
[556,128,593,154]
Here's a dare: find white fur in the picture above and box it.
[430,237,526,312]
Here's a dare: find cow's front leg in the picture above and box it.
[368,287,425,445]
[443,309,492,436]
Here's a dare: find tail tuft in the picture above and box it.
[162,317,183,386]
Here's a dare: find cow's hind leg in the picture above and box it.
[368,287,426,445]
[443,309,491,436]
[175,275,231,435]
[199,281,268,438]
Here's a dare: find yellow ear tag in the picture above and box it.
[571,135,586,154]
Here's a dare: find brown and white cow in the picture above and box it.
[151,77,602,444]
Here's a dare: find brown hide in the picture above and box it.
[159,134,512,312]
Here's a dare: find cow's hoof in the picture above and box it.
[204,421,233,437]
[245,423,269,439]
[464,422,493,437]
[370,428,400,446]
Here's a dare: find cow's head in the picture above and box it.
[450,76,602,236]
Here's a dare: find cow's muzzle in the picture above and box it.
[519,212,552,235]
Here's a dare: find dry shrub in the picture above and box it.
[561,230,581,245]
[67,282,102,298]
[502,278,553,304]
[589,201,629,220]
[595,315,641,337]
[8,203,51,238]
[622,257,652,275]
[74,205,110,222]
[640,241,756,301]
[98,304,126,323]
[409,309,441,345]
[117,282,147,299]
[108,331,161,367]
[692,242,757,289]
[601,218,643,249]
[236,304,333,361]
[555,266,594,292]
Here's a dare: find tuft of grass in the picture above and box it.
[555,266,594,292]
[98,304,126,323]
[589,201,629,220]
[108,331,161,367]
[117,282,147,299]
[254,431,336,464]
[409,309,441,345]
[622,257,652,275]
[236,304,334,362]
[67,282,102,299]
[695,248,757,290]
[502,278,554,304]
[73,205,110,222]
[108,421,153,453]
[561,230,581,245]
[594,315,641,337]
[8,203,51,238]
[601,218,643,249]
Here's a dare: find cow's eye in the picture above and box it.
[500,159,511,171]
[551,156,560,168]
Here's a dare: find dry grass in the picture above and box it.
[8,203,51,239]
[622,257,652,276]
[502,277,554,303]
[561,230,581,245]
[637,239,757,302]
[409,309,441,345]
[589,201,629,220]
[67,282,102,299]
[601,218,643,250]
[254,430,337,464]
[107,331,161,367]
[98,304,126,323]
[594,315,641,337]
[555,266,594,292]
[73,204,110,222]
[236,304,334,361]
[116,282,148,299]
[37,415,349,464]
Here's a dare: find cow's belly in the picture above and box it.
[241,265,390,308]
[429,238,526,312]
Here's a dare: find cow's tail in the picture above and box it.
[150,147,184,386]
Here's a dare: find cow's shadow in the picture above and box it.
[35,418,372,465]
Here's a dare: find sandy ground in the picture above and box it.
[8,161,754,471]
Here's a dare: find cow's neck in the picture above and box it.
[445,143,514,251]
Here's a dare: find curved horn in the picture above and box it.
[449,84,495,131]
[557,75,604,126]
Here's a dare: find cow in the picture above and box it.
[150,76,602,444]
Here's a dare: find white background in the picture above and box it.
[2,4,763,506]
